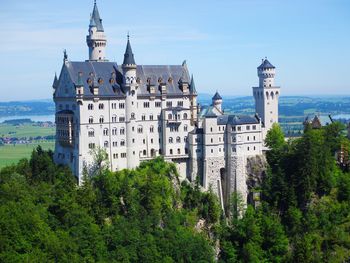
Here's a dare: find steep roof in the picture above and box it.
[217,114,260,125]
[212,91,222,100]
[62,61,191,97]
[91,2,104,32]
[189,75,197,95]
[258,58,275,69]
[123,38,136,65]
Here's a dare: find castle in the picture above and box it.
[53,2,280,208]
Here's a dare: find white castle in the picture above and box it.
[53,2,280,208]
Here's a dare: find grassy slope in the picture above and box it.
[0,141,55,168]
[0,124,55,138]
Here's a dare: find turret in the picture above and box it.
[253,58,280,138]
[86,1,107,61]
[122,34,137,83]
[212,91,223,112]
[189,75,198,125]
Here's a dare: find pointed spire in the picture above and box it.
[91,1,104,31]
[189,74,197,95]
[212,91,222,100]
[52,73,58,89]
[123,34,136,65]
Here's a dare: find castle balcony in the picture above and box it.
[167,118,181,125]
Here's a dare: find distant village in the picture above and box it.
[0,119,55,146]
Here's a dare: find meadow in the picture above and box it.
[0,141,55,168]
[0,123,55,138]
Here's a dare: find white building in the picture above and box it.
[53,2,281,208]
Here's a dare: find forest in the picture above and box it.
[1,122,350,262]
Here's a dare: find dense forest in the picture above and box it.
[1,122,350,262]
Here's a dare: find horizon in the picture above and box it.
[0,0,349,100]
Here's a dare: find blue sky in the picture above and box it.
[0,0,349,101]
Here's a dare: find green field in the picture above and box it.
[0,124,55,138]
[0,141,55,169]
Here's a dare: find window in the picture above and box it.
[120,128,125,135]
[169,137,173,143]
[150,126,154,133]
[121,153,126,158]
[119,116,125,122]
[88,129,94,137]
[184,136,188,142]
[252,125,257,130]
[112,103,117,109]
[112,128,117,135]
[176,136,181,143]
[141,114,146,121]
[119,103,125,109]
[210,127,213,132]
[151,139,153,144]
[168,114,172,120]
[170,149,173,155]
[246,125,250,130]
[104,141,109,148]
[112,115,117,122]
[247,146,250,151]
[89,117,93,124]
[166,101,172,108]
[232,126,236,132]
[120,140,125,146]
[177,148,181,154]
[143,150,147,156]
[183,113,188,119]
[184,125,188,132]
[247,136,250,141]
[155,101,161,107]
[211,138,213,143]
[137,126,143,133]
[99,116,104,123]
[113,153,118,159]
[131,113,135,119]
[103,128,108,136]
[113,141,117,147]
[211,149,213,153]
[88,104,94,110]
[149,114,154,120]
[253,136,256,140]
[99,103,104,110]
[177,101,183,107]
[144,102,150,108]
[88,143,95,149]
[237,126,241,131]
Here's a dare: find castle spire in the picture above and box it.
[190,74,197,95]
[123,34,136,65]
[91,1,104,32]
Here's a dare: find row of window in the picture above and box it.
[232,125,257,132]
[58,104,76,111]
[168,136,188,143]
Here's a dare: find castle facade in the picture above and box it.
[53,2,280,208]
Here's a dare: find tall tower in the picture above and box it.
[122,35,139,168]
[212,91,223,112]
[86,1,107,61]
[253,58,280,136]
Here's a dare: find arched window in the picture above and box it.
[99,116,104,123]
[112,127,117,135]
[88,104,93,110]
[150,126,154,133]
[88,129,94,137]
[131,112,135,119]
[103,128,108,136]
[170,149,173,155]
[184,125,188,132]
[177,148,181,154]
[99,103,104,110]
[266,91,269,100]
[176,136,181,143]
[270,91,274,99]
[183,113,188,119]
[120,128,125,135]
[104,141,109,148]
[89,116,93,124]
[137,125,143,133]
[112,115,117,123]
[120,140,125,146]
[168,113,172,120]
[169,137,173,143]
[143,150,146,156]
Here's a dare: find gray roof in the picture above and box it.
[200,106,218,118]
[189,75,197,95]
[212,91,222,100]
[258,58,275,69]
[123,38,136,65]
[217,114,259,125]
[305,114,333,126]
[52,73,58,89]
[91,2,104,32]
[64,61,191,98]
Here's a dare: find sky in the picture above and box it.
[0,0,349,101]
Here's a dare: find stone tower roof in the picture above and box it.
[212,91,222,100]
[258,58,275,69]
[123,37,136,65]
[189,75,197,95]
[91,2,104,32]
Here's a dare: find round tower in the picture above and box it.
[258,57,275,88]
[86,2,107,61]
[212,91,223,112]
[122,35,139,169]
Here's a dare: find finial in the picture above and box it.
[94,0,96,4]
[63,49,68,61]
[127,31,130,41]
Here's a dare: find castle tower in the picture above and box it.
[122,35,139,169]
[189,75,198,125]
[212,91,223,112]
[86,1,107,61]
[253,58,280,136]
